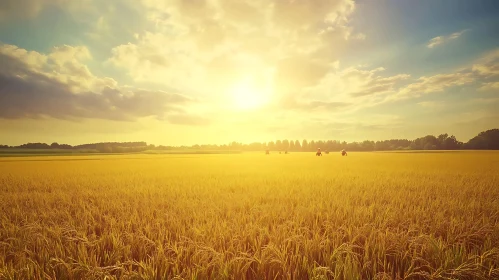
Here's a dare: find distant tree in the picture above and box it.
[302,140,308,152]
[294,140,301,151]
[113,146,125,153]
[309,140,316,152]
[424,143,437,150]
[261,142,267,150]
[361,140,375,151]
[331,140,341,151]
[268,141,275,151]
[411,135,438,150]
[97,144,112,153]
[373,139,411,151]
[341,141,348,150]
[18,143,50,149]
[156,145,173,150]
[409,142,418,150]
[10,128,499,154]
[316,140,325,150]
[282,140,290,151]
[465,129,499,149]
[229,141,243,150]
[423,135,439,147]
[276,140,283,151]
[347,142,360,151]
[247,142,263,151]
[375,141,388,151]
[443,135,462,150]
[438,133,449,149]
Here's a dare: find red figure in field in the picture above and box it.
[316,148,322,156]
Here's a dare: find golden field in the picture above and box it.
[0,152,498,280]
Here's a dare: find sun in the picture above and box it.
[229,77,269,110]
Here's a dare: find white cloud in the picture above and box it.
[3,0,497,132]
[0,43,207,124]
[0,43,48,68]
[293,66,411,114]
[472,49,499,77]
[478,82,499,91]
[427,29,469,48]
[342,67,411,97]
[108,40,499,116]
[333,48,499,106]
[400,73,475,95]
[0,44,115,92]
[107,0,362,101]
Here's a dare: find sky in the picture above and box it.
[0,0,498,146]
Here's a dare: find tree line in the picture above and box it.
[0,142,151,153]
[1,129,498,153]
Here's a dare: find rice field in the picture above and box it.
[1,151,498,279]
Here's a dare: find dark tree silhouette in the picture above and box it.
[4,129,499,153]
[464,129,499,149]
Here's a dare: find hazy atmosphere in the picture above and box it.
[1,0,498,145]
[2,2,499,279]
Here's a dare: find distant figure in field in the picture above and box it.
[285,151,288,154]
[341,149,348,156]
[325,151,330,154]
[266,149,270,155]
[316,148,322,156]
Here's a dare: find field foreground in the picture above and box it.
[1,152,498,279]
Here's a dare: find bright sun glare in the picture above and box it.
[230,77,269,110]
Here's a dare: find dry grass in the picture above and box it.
[1,152,498,279]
